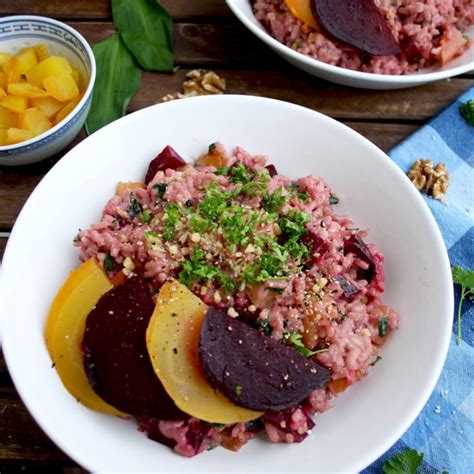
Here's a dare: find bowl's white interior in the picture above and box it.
[0,96,452,472]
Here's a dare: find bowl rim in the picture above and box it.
[226,0,474,84]
[0,95,453,472]
[0,15,96,152]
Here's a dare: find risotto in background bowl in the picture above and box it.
[0,95,453,471]
[227,0,474,89]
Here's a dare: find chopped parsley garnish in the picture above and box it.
[163,203,182,240]
[140,211,152,223]
[258,319,273,336]
[235,384,242,396]
[279,211,310,240]
[103,255,114,272]
[261,187,288,214]
[208,422,224,428]
[214,166,228,176]
[452,266,474,345]
[378,317,389,337]
[297,191,310,203]
[382,448,424,474]
[229,161,252,183]
[460,99,474,126]
[127,193,142,219]
[153,183,167,199]
[284,332,326,357]
[329,193,339,205]
[178,248,220,287]
[370,355,383,366]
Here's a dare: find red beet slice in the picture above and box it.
[313,0,401,56]
[344,235,377,283]
[144,145,187,184]
[335,275,360,298]
[82,276,185,419]
[198,308,331,411]
[265,164,278,177]
[302,231,327,268]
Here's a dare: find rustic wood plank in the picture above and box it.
[0,387,71,462]
[0,237,6,261]
[0,120,417,230]
[0,0,231,20]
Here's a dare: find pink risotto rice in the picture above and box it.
[253,0,474,74]
[76,143,399,455]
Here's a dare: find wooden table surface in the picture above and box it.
[0,1,473,471]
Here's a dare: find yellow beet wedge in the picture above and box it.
[146,280,263,424]
[46,259,125,416]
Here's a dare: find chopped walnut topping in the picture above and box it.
[160,69,226,102]
[407,159,449,200]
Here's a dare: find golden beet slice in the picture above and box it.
[146,280,263,424]
[45,259,124,416]
[313,0,401,56]
[199,308,331,411]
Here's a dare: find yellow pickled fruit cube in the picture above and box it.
[30,95,63,120]
[0,127,7,146]
[25,56,72,88]
[5,59,21,84]
[54,96,81,125]
[0,52,12,72]
[13,48,38,76]
[43,72,79,102]
[1,94,27,113]
[6,127,34,145]
[20,107,52,136]
[8,82,49,99]
[0,72,6,90]
[70,67,81,87]
[0,88,6,101]
[0,106,18,128]
[34,44,49,62]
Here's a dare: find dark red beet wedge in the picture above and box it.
[335,275,360,298]
[144,145,187,184]
[313,0,401,56]
[198,308,331,411]
[265,164,278,177]
[344,235,377,283]
[82,276,185,419]
[302,231,327,268]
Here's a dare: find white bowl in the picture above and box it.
[0,95,453,472]
[0,15,96,166]
[227,0,474,90]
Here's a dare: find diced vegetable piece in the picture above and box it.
[440,27,467,65]
[0,52,12,72]
[25,56,72,88]
[0,127,7,145]
[43,72,79,102]
[144,145,187,184]
[7,82,49,99]
[284,0,318,29]
[1,94,28,113]
[265,164,278,177]
[5,127,34,144]
[71,67,81,87]
[0,106,18,128]
[20,107,52,136]
[146,280,263,423]
[116,181,145,197]
[14,47,38,75]
[4,59,21,84]
[30,95,63,119]
[53,96,81,125]
[45,259,125,416]
[34,44,49,62]
[0,72,6,90]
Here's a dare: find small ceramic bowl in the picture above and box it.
[0,15,96,166]
[227,0,474,90]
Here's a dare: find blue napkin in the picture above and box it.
[364,88,474,474]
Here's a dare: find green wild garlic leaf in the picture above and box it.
[382,448,424,474]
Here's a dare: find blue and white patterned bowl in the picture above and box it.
[0,16,96,166]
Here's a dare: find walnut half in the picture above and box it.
[160,69,226,102]
[407,159,449,200]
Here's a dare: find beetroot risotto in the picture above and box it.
[71,143,399,456]
[253,0,474,74]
